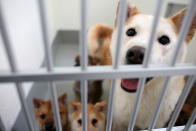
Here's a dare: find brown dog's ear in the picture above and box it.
[58,93,67,105]
[70,101,81,113]
[33,98,45,109]
[115,2,139,27]
[74,55,80,66]
[92,56,100,65]
[169,8,196,43]
[95,101,107,113]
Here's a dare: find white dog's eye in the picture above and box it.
[158,35,170,45]
[126,28,137,37]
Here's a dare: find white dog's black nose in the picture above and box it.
[126,46,145,64]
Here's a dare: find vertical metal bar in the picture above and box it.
[80,80,88,131]
[0,1,35,131]
[184,107,196,131]
[127,0,164,131]
[166,76,195,131]
[79,0,88,130]
[148,77,171,130]
[148,0,196,130]
[142,0,164,68]
[170,0,196,66]
[0,117,6,131]
[127,77,146,131]
[37,0,62,131]
[106,0,128,131]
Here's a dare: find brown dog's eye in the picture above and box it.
[126,28,137,37]
[78,119,82,126]
[158,35,170,45]
[40,114,46,119]
[92,119,98,126]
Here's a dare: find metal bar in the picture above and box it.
[148,0,196,129]
[142,0,164,67]
[80,80,88,131]
[0,1,35,131]
[80,0,88,71]
[127,0,164,130]
[0,65,196,83]
[148,77,171,130]
[106,79,117,131]
[0,116,6,131]
[37,0,62,130]
[143,125,196,131]
[79,0,88,130]
[127,78,146,131]
[113,0,128,69]
[184,107,196,131]
[106,0,128,130]
[170,0,196,66]
[166,76,195,131]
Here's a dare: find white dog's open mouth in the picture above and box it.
[121,78,153,93]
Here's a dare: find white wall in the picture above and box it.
[0,0,55,130]
[51,0,118,30]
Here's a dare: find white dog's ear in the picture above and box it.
[169,8,196,43]
[115,2,139,27]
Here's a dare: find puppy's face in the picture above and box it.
[33,93,68,131]
[70,101,107,131]
[110,3,196,92]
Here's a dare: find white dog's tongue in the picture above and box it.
[121,79,139,91]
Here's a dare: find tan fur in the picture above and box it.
[87,24,113,65]
[70,101,107,131]
[169,8,196,43]
[33,93,69,131]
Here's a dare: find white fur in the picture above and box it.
[111,14,187,130]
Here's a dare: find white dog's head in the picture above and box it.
[110,3,196,92]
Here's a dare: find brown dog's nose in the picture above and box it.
[45,122,54,131]
[126,46,145,64]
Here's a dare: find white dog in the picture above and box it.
[88,2,196,130]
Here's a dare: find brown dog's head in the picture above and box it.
[33,93,68,131]
[70,101,107,131]
[74,55,100,66]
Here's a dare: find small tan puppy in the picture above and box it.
[70,101,107,131]
[33,93,69,131]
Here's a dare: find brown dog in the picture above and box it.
[74,55,103,104]
[33,93,69,131]
[70,101,107,131]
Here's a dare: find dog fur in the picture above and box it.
[70,101,107,131]
[74,55,103,104]
[87,2,196,130]
[33,93,69,131]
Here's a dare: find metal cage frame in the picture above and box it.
[0,0,196,131]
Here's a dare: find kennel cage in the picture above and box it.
[0,0,196,131]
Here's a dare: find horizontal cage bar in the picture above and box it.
[0,65,195,83]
